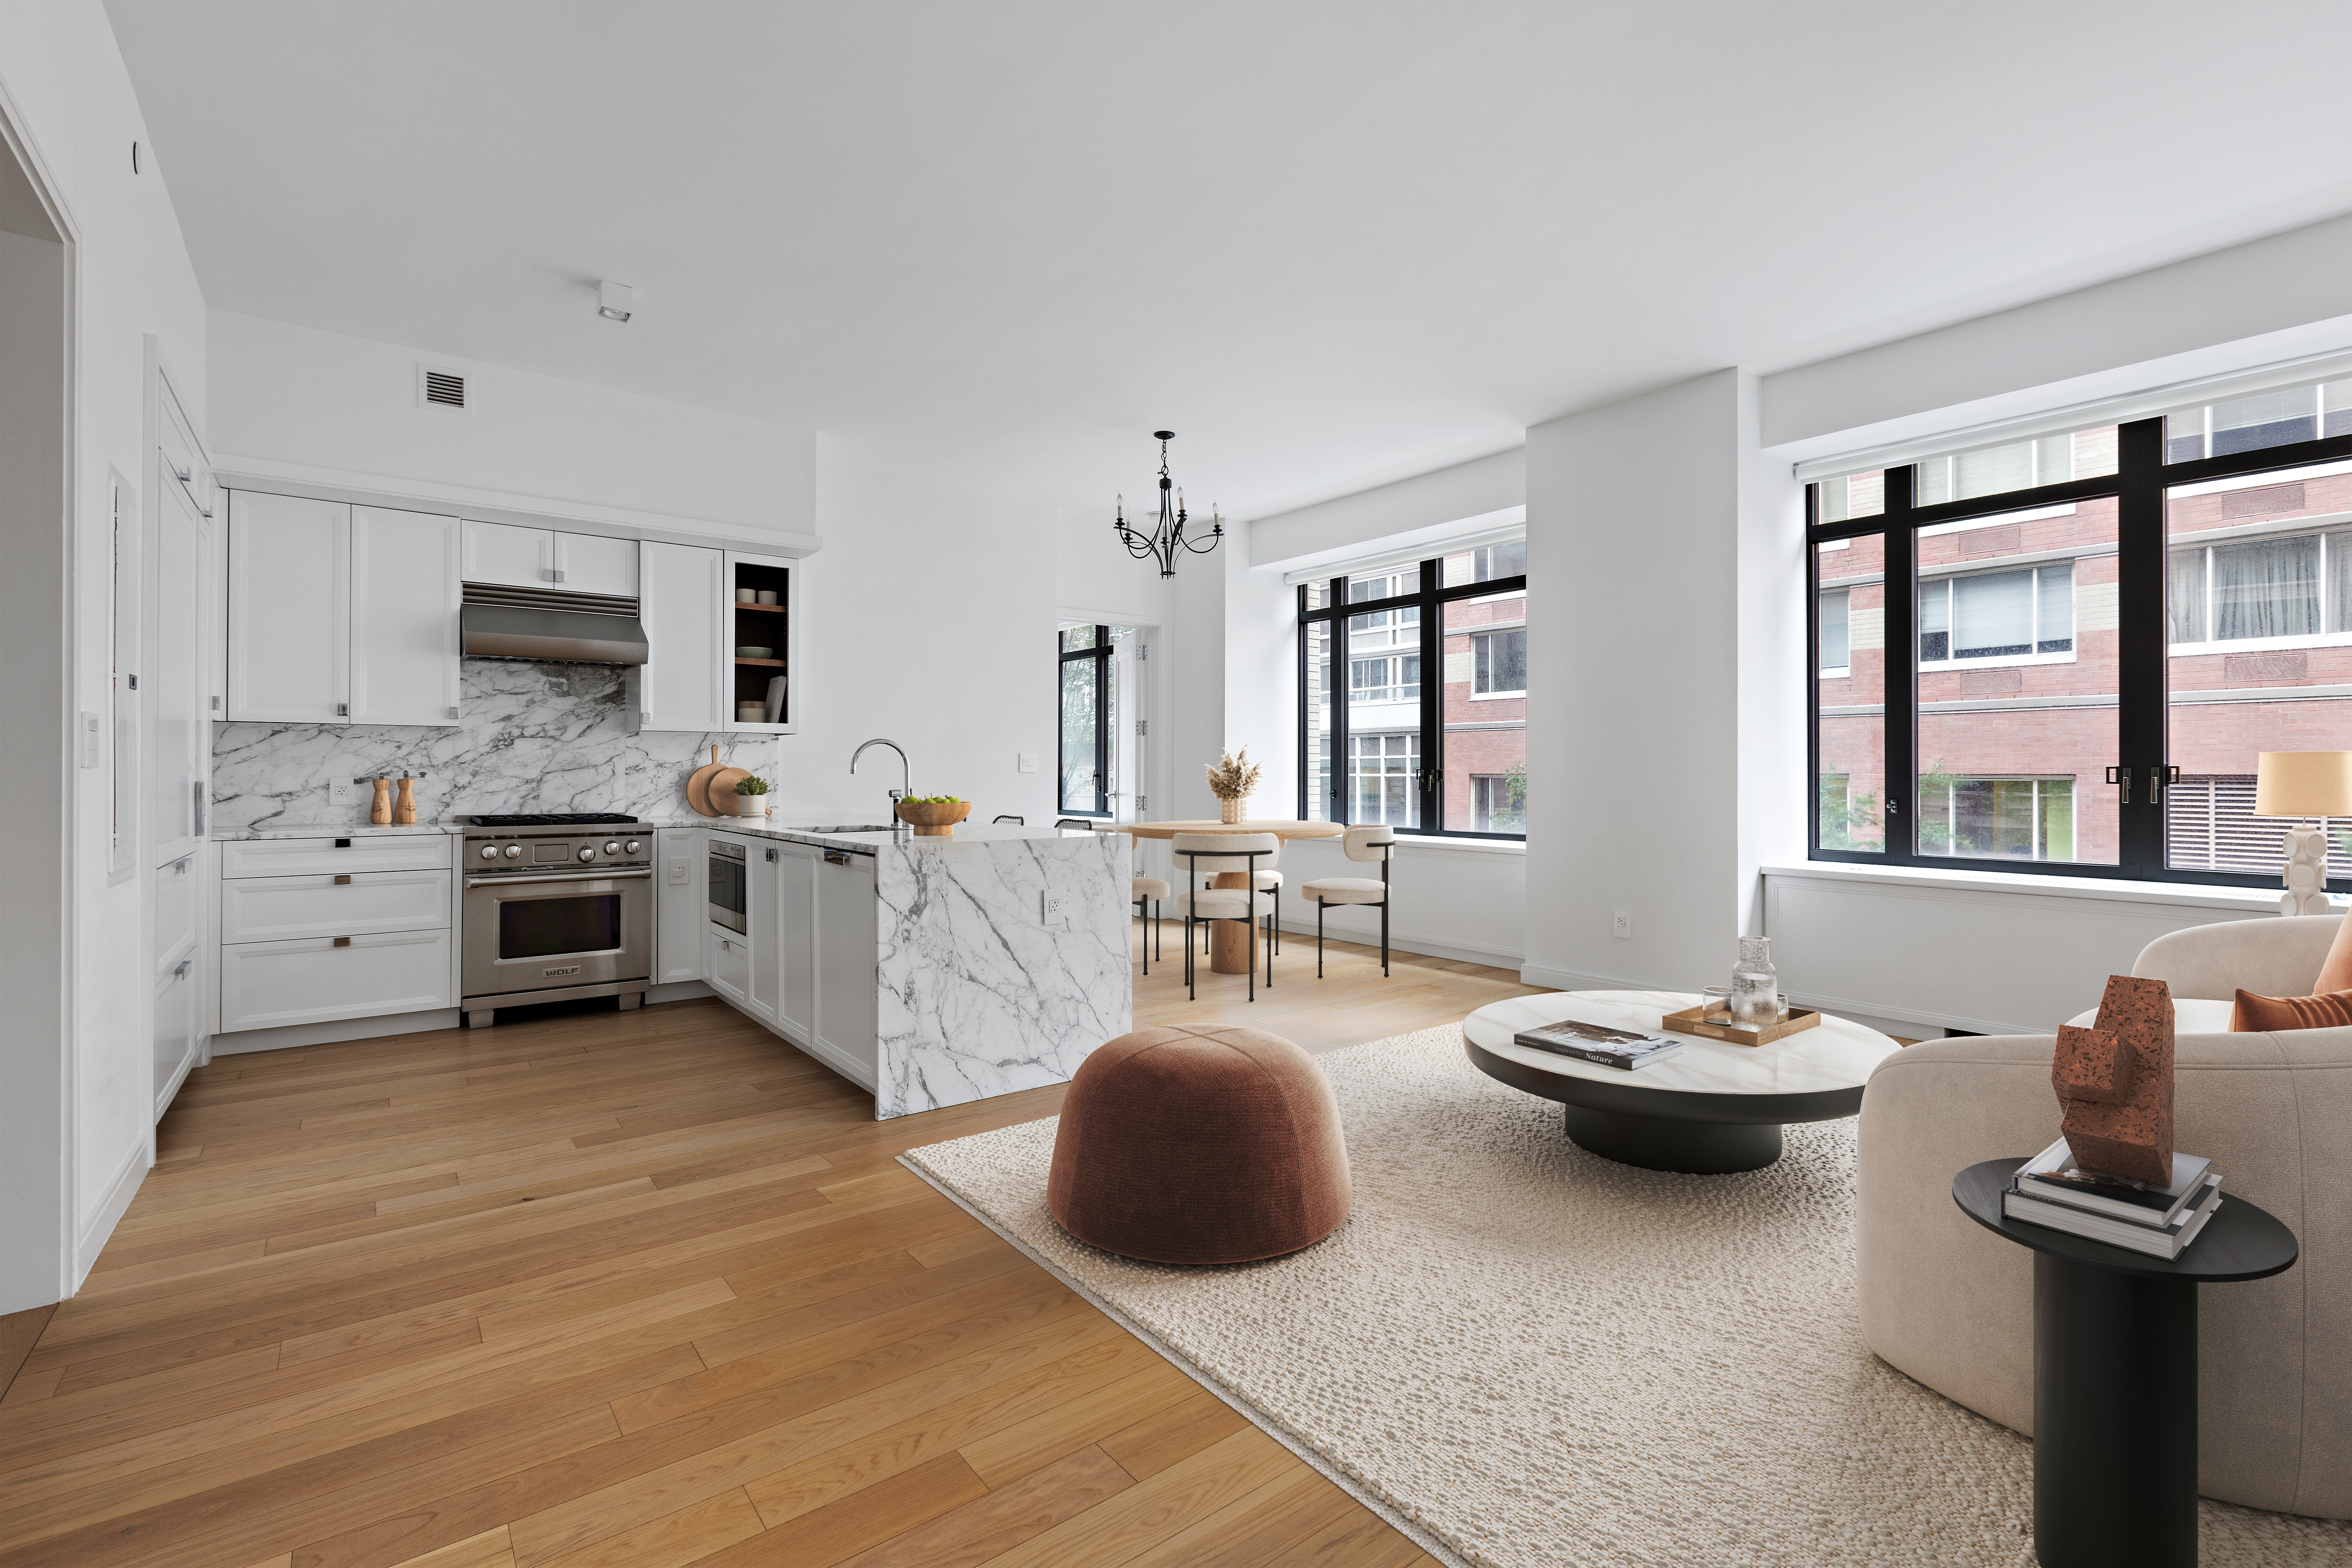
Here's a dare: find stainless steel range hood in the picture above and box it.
[460,585,648,665]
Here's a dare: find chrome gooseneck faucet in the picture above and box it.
[850,738,911,827]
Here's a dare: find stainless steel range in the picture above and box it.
[461,814,654,1027]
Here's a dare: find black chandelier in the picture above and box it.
[1112,430,1222,578]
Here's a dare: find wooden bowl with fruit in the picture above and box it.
[894,796,971,836]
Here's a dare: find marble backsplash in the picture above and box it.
[211,659,777,830]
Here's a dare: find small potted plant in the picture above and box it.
[1205,746,1263,824]
[895,794,972,836]
[732,774,772,817]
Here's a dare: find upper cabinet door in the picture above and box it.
[554,532,638,597]
[460,518,551,588]
[350,507,461,726]
[638,541,724,732]
[228,492,350,724]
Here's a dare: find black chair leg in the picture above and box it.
[1380,899,1390,976]
[1154,900,1161,961]
[1316,899,1325,979]
[1136,899,1147,976]
[1246,916,1255,1002]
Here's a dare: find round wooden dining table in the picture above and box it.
[1122,820,1346,973]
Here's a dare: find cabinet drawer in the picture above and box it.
[221,835,450,879]
[222,869,451,943]
[220,929,453,1033]
[156,852,201,981]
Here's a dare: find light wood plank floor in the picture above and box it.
[0,929,1539,1568]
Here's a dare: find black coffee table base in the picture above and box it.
[1562,1106,1783,1174]
[2035,1252,2197,1566]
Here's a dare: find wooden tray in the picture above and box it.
[1660,1003,1821,1048]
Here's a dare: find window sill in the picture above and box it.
[1762,859,2330,914]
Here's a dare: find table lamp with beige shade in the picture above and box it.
[2254,750,2352,915]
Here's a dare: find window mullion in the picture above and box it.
[1330,576,1349,823]
[1884,468,1917,862]
[2115,417,2168,877]
[1419,559,1440,832]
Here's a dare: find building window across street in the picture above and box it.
[1298,540,1526,840]
[1809,376,2352,892]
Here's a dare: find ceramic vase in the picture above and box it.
[733,793,767,817]
[1219,795,1248,825]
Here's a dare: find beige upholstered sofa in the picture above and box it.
[1856,914,2351,1520]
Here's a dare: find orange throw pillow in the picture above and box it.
[2313,913,2352,995]
[2231,987,2352,1032]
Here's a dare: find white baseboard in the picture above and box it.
[72,1138,149,1291]
[212,1008,463,1055]
[1265,916,1522,970]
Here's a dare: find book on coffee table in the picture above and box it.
[1511,1018,1682,1071]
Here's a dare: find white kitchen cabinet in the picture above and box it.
[155,850,200,985]
[654,828,706,984]
[154,956,198,1121]
[707,926,750,1007]
[814,850,878,1084]
[228,492,349,723]
[151,444,211,862]
[775,842,818,1043]
[725,550,797,733]
[556,532,638,597]
[460,519,549,589]
[747,843,782,1026]
[221,834,452,879]
[221,869,453,944]
[461,519,637,597]
[638,542,726,732]
[350,507,461,726]
[227,493,459,727]
[219,929,454,1033]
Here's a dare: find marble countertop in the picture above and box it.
[650,817,1097,855]
[211,821,461,841]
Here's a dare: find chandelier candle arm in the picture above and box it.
[1111,430,1223,578]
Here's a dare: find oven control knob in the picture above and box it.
[624,839,642,854]
[604,841,621,855]
[578,847,596,862]
[504,844,523,859]
[479,845,498,860]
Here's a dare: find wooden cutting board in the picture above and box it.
[685,745,735,816]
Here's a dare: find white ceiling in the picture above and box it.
[104,1,2352,519]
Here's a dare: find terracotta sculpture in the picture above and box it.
[2050,974,2174,1186]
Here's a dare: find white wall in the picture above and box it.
[208,310,815,539]
[0,2,211,1312]
[1249,446,1523,571]
[1762,212,2352,459]
[785,447,1062,824]
[1523,370,1801,993]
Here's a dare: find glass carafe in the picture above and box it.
[1730,936,1780,1027]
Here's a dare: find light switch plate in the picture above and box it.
[1613,910,1633,939]
[328,780,358,806]
[1017,752,1039,774]
[1040,891,1065,923]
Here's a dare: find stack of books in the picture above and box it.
[1512,1018,1682,1071]
[2002,1137,2222,1259]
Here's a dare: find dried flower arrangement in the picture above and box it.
[1205,746,1263,801]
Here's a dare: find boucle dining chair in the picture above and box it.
[1169,831,1279,1001]
[1302,824,1395,978]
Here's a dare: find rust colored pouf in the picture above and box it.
[1048,1025,1352,1266]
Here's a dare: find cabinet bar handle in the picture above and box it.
[334,874,352,885]
[333,937,352,947]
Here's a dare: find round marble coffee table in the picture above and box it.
[1463,990,1901,1173]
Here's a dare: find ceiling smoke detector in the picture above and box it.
[597,280,634,322]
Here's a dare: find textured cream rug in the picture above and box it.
[901,1024,2349,1568]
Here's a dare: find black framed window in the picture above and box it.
[1297,543,1526,839]
[1809,380,2352,889]
[1058,625,1112,817]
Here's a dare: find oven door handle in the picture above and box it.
[466,869,655,889]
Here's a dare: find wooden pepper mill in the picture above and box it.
[393,776,417,825]
[370,778,393,824]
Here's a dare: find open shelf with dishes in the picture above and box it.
[727,554,795,732]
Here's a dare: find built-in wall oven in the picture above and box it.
[462,814,654,1027]
[709,837,748,934]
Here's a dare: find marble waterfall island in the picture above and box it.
[874,827,1130,1118]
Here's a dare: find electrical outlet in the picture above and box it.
[328,780,358,806]
[1613,910,1633,939]
[667,857,690,885]
[1017,752,1039,774]
[1040,891,1065,923]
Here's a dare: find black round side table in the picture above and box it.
[1952,1158,2298,1568]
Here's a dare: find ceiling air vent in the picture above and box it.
[420,367,468,411]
